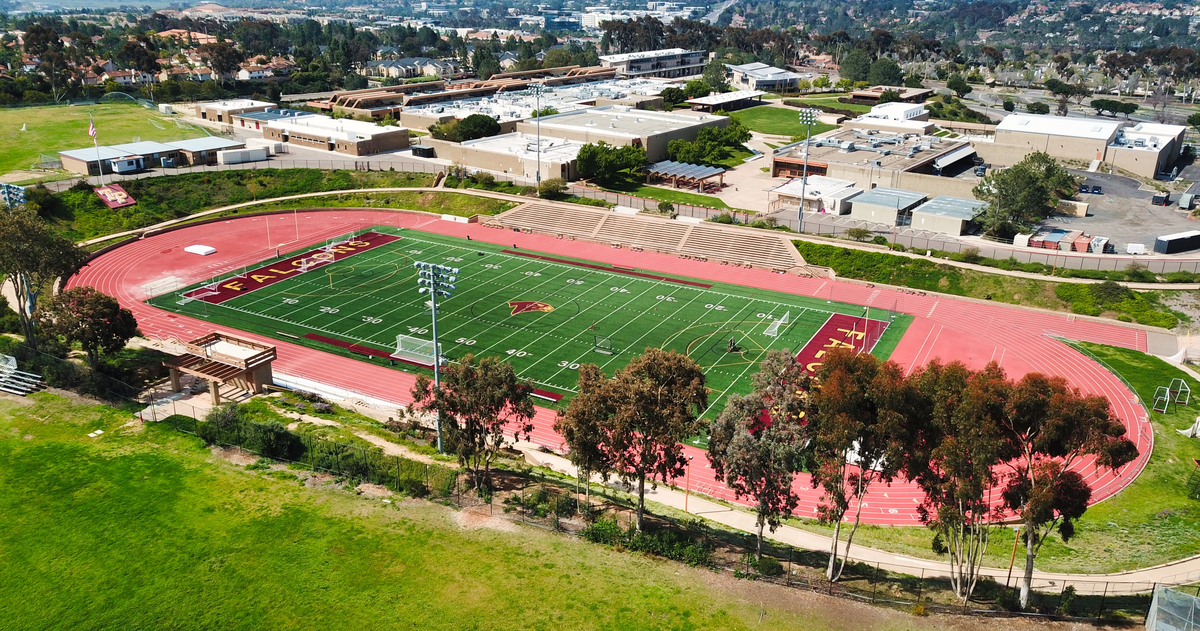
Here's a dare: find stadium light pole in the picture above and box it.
[530,82,545,194]
[415,261,458,454]
[796,108,820,234]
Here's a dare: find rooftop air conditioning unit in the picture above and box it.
[840,141,856,152]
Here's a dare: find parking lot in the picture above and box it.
[1042,169,1196,250]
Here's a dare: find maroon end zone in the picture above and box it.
[795,312,890,373]
[183,231,401,304]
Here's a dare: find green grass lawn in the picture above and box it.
[0,102,207,176]
[0,391,912,631]
[711,147,755,169]
[786,96,873,114]
[149,227,911,420]
[600,176,734,210]
[784,342,1200,574]
[729,105,837,137]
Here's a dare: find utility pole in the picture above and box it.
[414,261,458,453]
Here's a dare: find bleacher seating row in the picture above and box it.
[0,362,44,396]
[489,203,811,274]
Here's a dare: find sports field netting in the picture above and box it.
[148,226,912,419]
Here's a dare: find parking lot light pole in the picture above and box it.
[415,261,457,453]
[796,108,821,233]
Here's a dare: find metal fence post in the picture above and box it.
[871,563,880,602]
[1096,582,1108,621]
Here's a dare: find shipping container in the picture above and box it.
[216,148,269,165]
[1153,230,1200,254]
[1089,236,1109,254]
[1059,230,1083,251]
[411,145,436,158]
[1014,234,1032,248]
[1073,234,1092,252]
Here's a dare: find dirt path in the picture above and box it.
[353,430,439,465]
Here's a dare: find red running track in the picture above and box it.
[68,210,1154,526]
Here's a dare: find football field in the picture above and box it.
[149,226,912,417]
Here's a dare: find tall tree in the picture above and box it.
[808,348,907,582]
[906,360,1008,603]
[708,350,811,558]
[999,373,1138,609]
[702,59,729,92]
[197,41,244,82]
[0,207,88,349]
[867,58,904,86]
[554,363,615,505]
[35,286,138,366]
[840,49,871,83]
[411,353,535,489]
[595,348,707,531]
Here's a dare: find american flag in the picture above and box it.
[87,115,96,139]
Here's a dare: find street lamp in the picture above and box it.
[683,454,695,513]
[414,261,457,453]
[796,108,821,234]
[530,82,546,193]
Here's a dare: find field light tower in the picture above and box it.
[530,82,545,194]
[415,261,457,453]
[795,108,821,234]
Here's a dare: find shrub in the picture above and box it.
[1057,585,1077,616]
[1090,280,1133,307]
[538,177,567,198]
[871,235,889,246]
[657,201,675,215]
[581,517,625,545]
[755,556,784,576]
[959,247,982,264]
[845,227,873,241]
[710,212,736,224]
[1125,262,1157,283]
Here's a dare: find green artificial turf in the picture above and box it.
[0,102,207,176]
[148,227,911,420]
[0,392,884,631]
[730,106,838,137]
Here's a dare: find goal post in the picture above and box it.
[392,334,441,366]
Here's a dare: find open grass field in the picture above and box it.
[0,391,964,631]
[786,342,1200,574]
[0,102,207,176]
[786,96,873,114]
[730,105,838,136]
[149,226,910,418]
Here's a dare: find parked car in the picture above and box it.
[1091,185,1102,194]
[1079,184,1090,194]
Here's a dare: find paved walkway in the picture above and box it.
[521,445,1200,594]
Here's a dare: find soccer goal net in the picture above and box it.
[593,335,614,355]
[177,281,221,306]
[763,311,790,337]
[392,334,440,366]
[297,256,332,273]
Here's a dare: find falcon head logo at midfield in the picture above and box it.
[508,301,554,315]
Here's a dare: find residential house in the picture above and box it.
[237,65,272,81]
[102,70,138,86]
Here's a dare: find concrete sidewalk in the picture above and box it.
[520,444,1200,594]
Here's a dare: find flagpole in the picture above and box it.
[90,114,106,186]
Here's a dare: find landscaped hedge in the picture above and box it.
[582,517,714,567]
